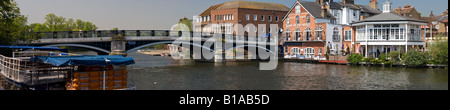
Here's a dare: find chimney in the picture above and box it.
[321,3,328,18]
[369,0,378,10]
[343,0,354,5]
[404,5,411,8]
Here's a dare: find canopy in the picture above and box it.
[0,45,69,52]
[31,55,135,67]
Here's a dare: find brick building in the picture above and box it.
[195,1,289,37]
[282,0,380,59]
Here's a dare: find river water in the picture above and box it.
[72,51,448,90]
[127,53,447,90]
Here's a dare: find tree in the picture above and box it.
[30,14,98,32]
[1,0,33,45]
[429,36,448,65]
[404,51,428,67]
[172,17,192,31]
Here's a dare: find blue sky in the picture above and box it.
[16,0,448,30]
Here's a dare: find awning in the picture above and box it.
[0,45,69,52]
[31,55,135,67]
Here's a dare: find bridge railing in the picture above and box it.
[26,30,280,43]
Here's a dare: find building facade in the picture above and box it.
[195,1,289,37]
[350,0,428,58]
[282,0,380,59]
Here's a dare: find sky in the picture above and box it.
[15,0,449,30]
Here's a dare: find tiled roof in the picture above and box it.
[358,5,381,14]
[352,12,427,24]
[215,1,289,11]
[299,1,335,19]
[434,15,448,22]
[199,4,224,17]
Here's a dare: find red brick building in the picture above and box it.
[282,0,335,59]
[195,1,289,37]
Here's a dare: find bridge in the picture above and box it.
[17,30,279,62]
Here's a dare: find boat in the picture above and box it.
[0,45,136,90]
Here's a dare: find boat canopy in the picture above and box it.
[31,55,135,67]
[0,45,69,52]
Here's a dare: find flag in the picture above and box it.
[359,46,362,53]
[373,46,376,53]
[391,45,394,51]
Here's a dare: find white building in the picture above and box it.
[350,0,428,58]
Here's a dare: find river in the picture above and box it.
[72,51,448,90]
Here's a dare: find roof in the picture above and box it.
[358,5,382,14]
[434,15,448,22]
[199,4,224,17]
[351,12,428,24]
[215,1,289,11]
[31,55,135,67]
[298,1,335,19]
[0,45,69,52]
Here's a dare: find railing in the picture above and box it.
[23,30,279,44]
[0,54,69,86]
[30,30,221,39]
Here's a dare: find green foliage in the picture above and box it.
[429,39,448,65]
[1,0,35,45]
[370,58,382,65]
[404,51,429,67]
[30,13,98,32]
[172,17,192,31]
[378,54,387,61]
[347,54,363,65]
[365,57,375,63]
[388,51,401,64]
[111,27,119,31]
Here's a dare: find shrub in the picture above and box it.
[404,51,428,67]
[371,58,382,65]
[388,51,401,64]
[379,54,387,61]
[429,39,448,65]
[347,54,363,65]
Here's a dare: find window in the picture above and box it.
[275,16,279,22]
[305,28,311,41]
[254,14,257,21]
[261,15,265,21]
[333,28,340,42]
[286,17,290,25]
[295,28,301,41]
[315,26,323,40]
[305,48,315,58]
[295,5,301,13]
[319,48,322,55]
[345,30,352,41]
[231,14,234,20]
[291,48,300,56]
[261,26,265,33]
[296,16,300,24]
[268,16,272,21]
[246,14,250,20]
[285,29,291,41]
[306,15,310,24]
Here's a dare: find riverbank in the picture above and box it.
[279,58,448,69]
[139,50,170,56]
